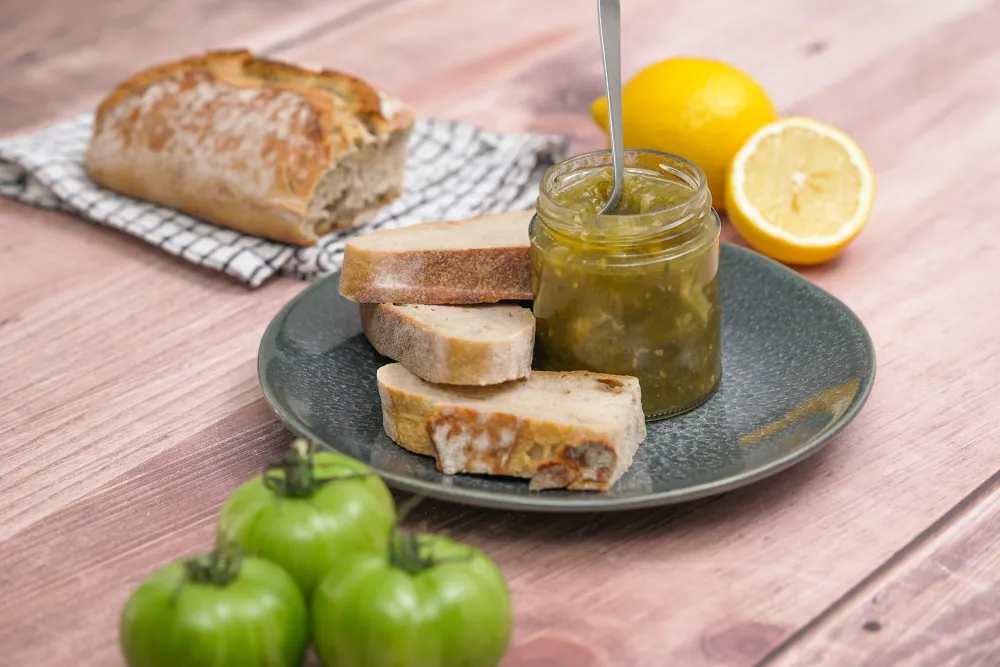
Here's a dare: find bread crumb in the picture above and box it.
[595,378,625,393]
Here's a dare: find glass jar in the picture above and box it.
[530,149,722,419]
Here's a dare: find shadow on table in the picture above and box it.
[401,437,841,545]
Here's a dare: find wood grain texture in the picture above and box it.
[0,0,406,136]
[0,401,290,665]
[2,0,1000,666]
[762,469,1000,667]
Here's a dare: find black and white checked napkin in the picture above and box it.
[0,114,569,287]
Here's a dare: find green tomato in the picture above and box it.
[312,530,512,667]
[218,441,396,597]
[120,547,307,667]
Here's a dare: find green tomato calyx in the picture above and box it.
[181,541,243,590]
[389,530,476,574]
[388,496,473,575]
[263,438,369,499]
[389,530,432,574]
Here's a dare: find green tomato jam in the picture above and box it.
[530,149,722,419]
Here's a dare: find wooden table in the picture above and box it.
[2,1,999,665]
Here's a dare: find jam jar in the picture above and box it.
[530,149,722,419]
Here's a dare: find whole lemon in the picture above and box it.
[591,57,777,210]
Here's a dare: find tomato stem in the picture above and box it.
[389,530,427,574]
[263,438,369,499]
[181,541,243,590]
[388,496,473,574]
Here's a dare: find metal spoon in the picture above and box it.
[597,0,624,215]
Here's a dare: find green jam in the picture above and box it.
[548,166,693,215]
[531,156,722,419]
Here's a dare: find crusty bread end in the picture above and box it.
[85,49,414,246]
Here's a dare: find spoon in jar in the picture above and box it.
[597,0,624,215]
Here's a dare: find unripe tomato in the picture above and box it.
[312,528,512,667]
[120,546,307,667]
[218,439,396,596]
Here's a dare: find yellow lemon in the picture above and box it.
[725,117,875,265]
[591,57,777,209]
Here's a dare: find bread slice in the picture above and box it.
[362,303,534,385]
[85,50,414,246]
[376,363,646,491]
[339,210,533,304]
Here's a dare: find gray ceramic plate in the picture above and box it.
[258,243,875,512]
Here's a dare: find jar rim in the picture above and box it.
[535,148,713,246]
[539,148,709,213]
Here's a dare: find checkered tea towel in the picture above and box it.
[0,114,569,287]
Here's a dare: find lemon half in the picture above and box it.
[725,117,875,265]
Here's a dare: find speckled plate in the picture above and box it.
[258,243,875,512]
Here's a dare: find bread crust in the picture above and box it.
[85,49,414,246]
[343,247,532,303]
[361,303,534,385]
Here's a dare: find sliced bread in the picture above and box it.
[362,303,535,385]
[376,363,646,491]
[339,210,533,304]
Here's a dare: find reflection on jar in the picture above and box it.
[530,149,722,420]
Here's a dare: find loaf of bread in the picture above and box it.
[339,210,533,303]
[84,50,415,246]
[377,363,646,491]
[362,303,535,385]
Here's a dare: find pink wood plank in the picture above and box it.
[1,1,999,665]
[763,471,1000,666]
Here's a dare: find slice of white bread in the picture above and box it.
[362,303,535,385]
[376,363,646,491]
[339,210,533,304]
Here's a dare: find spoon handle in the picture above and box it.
[597,0,624,213]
